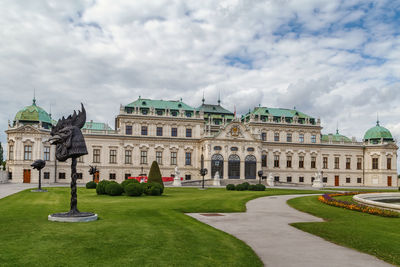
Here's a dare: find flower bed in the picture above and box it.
[318,192,400,218]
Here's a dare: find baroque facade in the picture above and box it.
[5,97,398,187]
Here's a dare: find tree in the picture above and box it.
[0,142,3,165]
[148,161,164,188]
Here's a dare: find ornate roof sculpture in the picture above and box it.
[244,106,316,124]
[321,129,352,143]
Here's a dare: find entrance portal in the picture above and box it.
[245,155,256,179]
[228,154,240,179]
[211,154,224,178]
[23,169,31,183]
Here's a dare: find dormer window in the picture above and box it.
[213,107,216,110]
[142,101,146,105]
[171,111,178,116]
[178,104,182,108]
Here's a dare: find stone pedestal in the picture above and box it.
[173,177,182,186]
[48,213,98,223]
[312,171,324,189]
[267,175,274,187]
[213,171,221,186]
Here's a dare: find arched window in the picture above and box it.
[211,154,224,178]
[228,154,240,179]
[245,155,257,179]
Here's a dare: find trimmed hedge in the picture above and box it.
[105,182,123,196]
[148,161,164,189]
[144,182,163,196]
[96,180,111,195]
[86,181,97,189]
[121,179,139,191]
[226,182,266,191]
[226,184,236,191]
[125,183,144,197]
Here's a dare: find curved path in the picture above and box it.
[187,194,392,267]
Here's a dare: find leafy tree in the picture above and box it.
[0,142,3,165]
[147,161,164,188]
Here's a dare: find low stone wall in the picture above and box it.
[0,170,9,184]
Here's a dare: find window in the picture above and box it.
[93,149,100,163]
[287,156,292,168]
[59,172,66,179]
[185,112,192,118]
[9,145,14,160]
[77,173,83,179]
[387,158,392,170]
[311,135,316,143]
[299,134,304,143]
[357,158,362,170]
[156,151,163,165]
[109,173,116,180]
[185,174,191,180]
[311,157,316,169]
[141,126,148,135]
[109,150,117,163]
[299,177,304,183]
[186,128,192,138]
[126,125,132,135]
[274,132,279,142]
[262,154,267,167]
[323,157,328,169]
[125,173,131,180]
[77,156,84,163]
[346,177,351,183]
[299,156,304,168]
[261,132,266,141]
[311,177,315,183]
[156,110,163,116]
[171,111,178,116]
[372,158,378,169]
[274,155,280,167]
[171,152,177,165]
[24,145,32,160]
[140,151,147,164]
[346,158,351,169]
[334,157,339,169]
[156,127,163,136]
[171,127,177,137]
[125,150,132,164]
[43,146,50,161]
[274,176,280,182]
[287,133,292,142]
[323,177,327,183]
[357,177,362,183]
[44,172,50,179]
[185,152,191,165]
[8,172,12,180]
[287,176,292,182]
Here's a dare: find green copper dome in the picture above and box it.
[14,99,53,128]
[364,121,393,142]
[322,129,352,143]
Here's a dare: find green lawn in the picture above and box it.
[0,187,323,267]
[288,195,400,266]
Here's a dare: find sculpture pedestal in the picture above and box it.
[31,189,48,192]
[267,177,275,187]
[213,178,220,186]
[48,212,98,223]
[312,180,324,188]
[172,178,181,186]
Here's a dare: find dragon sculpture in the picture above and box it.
[49,104,93,217]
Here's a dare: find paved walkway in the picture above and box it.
[187,194,393,267]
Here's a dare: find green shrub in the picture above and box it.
[121,179,139,191]
[96,180,111,195]
[235,184,246,191]
[248,184,257,191]
[125,183,144,197]
[241,182,250,190]
[226,184,236,190]
[144,182,163,196]
[105,182,123,196]
[148,161,164,189]
[86,181,97,189]
[253,184,266,191]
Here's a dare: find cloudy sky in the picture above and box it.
[1,0,400,153]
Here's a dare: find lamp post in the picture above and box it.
[258,170,263,184]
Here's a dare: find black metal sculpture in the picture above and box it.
[49,104,94,218]
[31,159,46,191]
[89,165,98,181]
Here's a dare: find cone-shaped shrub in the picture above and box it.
[148,161,164,188]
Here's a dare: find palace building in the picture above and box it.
[5,96,398,187]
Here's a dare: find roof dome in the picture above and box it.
[322,129,352,143]
[14,99,53,128]
[363,121,393,142]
